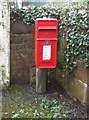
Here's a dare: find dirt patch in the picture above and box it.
[2,79,88,119]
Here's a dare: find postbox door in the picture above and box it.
[35,40,57,68]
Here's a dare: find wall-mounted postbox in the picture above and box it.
[35,18,58,68]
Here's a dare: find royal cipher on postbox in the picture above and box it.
[35,18,58,68]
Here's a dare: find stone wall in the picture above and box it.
[57,67,88,105]
[10,20,36,84]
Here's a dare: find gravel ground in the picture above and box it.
[2,79,88,119]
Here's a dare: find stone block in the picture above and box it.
[87,86,89,107]
[27,48,35,67]
[11,67,29,84]
[11,44,29,68]
[10,20,34,34]
[73,66,89,85]
[57,75,87,105]
[10,33,35,49]
[66,76,87,104]
[11,44,35,68]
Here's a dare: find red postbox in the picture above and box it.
[35,18,58,68]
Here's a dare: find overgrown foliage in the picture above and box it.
[10,2,89,73]
[60,8,89,72]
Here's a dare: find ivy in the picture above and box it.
[58,4,89,73]
[10,5,60,25]
[10,3,89,73]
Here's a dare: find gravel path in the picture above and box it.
[2,79,88,119]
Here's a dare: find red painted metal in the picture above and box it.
[35,18,58,68]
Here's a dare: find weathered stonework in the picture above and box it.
[0,1,10,87]
[87,86,89,107]
[11,67,29,84]
[73,66,89,85]
[10,33,35,84]
[67,76,87,104]
[57,75,88,105]
[10,20,34,34]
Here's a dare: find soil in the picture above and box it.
[2,79,88,119]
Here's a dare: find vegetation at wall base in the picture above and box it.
[2,85,68,118]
